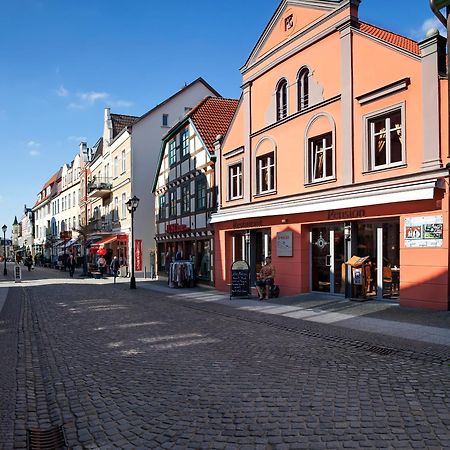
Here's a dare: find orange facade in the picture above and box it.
[211,0,450,310]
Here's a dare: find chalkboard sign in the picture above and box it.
[14,265,21,283]
[230,260,250,299]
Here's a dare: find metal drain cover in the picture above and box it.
[367,345,396,356]
[27,425,67,450]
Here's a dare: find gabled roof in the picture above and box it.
[358,21,420,56]
[111,113,139,139]
[152,96,238,192]
[190,97,240,153]
[133,77,221,126]
[13,216,18,226]
[91,137,104,162]
[33,169,61,208]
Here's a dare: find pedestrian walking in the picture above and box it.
[97,255,107,277]
[110,256,120,284]
[68,252,76,278]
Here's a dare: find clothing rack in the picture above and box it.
[168,261,195,288]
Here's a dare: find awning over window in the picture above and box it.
[93,234,128,247]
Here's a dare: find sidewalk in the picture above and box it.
[139,278,450,347]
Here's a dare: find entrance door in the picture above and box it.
[311,225,345,294]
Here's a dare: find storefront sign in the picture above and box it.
[328,209,365,220]
[230,260,250,299]
[276,231,293,257]
[166,224,190,233]
[135,239,143,271]
[404,215,443,248]
[232,220,263,229]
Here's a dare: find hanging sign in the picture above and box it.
[230,260,250,299]
[135,239,143,271]
[404,216,443,248]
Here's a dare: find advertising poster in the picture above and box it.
[135,239,143,271]
[404,216,443,248]
[276,231,293,257]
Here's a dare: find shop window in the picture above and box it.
[308,133,334,183]
[159,194,166,220]
[196,176,207,210]
[276,79,288,121]
[367,108,404,171]
[256,152,275,194]
[228,162,242,200]
[297,67,309,111]
[181,127,190,158]
[181,184,190,214]
[169,139,176,166]
[169,190,177,217]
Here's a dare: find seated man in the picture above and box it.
[255,257,275,300]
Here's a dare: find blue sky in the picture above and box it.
[0,0,444,233]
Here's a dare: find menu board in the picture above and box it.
[405,216,443,248]
[230,260,250,299]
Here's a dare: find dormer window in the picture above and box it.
[276,79,288,121]
[297,67,309,111]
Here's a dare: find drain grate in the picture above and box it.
[27,425,67,450]
[366,345,396,356]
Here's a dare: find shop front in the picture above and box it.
[213,194,449,310]
[156,228,213,285]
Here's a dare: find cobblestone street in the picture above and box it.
[0,267,449,449]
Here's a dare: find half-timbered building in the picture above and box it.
[153,96,238,284]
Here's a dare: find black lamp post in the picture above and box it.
[2,225,7,276]
[126,195,140,289]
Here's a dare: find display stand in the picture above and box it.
[168,261,195,288]
[346,255,372,300]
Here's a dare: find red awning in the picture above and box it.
[94,234,128,247]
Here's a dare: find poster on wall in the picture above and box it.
[135,239,143,271]
[276,231,293,257]
[404,216,443,248]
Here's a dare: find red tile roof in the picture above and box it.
[111,113,139,139]
[359,22,420,56]
[190,97,239,152]
[34,169,60,207]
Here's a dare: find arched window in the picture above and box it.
[297,67,309,111]
[276,79,288,121]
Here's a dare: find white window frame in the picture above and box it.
[181,127,190,157]
[256,152,275,194]
[114,156,118,178]
[228,161,243,200]
[309,133,334,183]
[169,140,176,166]
[121,193,127,219]
[121,149,126,173]
[276,79,288,121]
[114,197,119,222]
[297,67,309,111]
[364,104,405,172]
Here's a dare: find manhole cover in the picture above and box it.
[27,425,67,450]
[367,345,396,356]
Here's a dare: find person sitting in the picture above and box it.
[255,257,275,300]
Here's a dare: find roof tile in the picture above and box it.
[110,113,139,138]
[359,22,420,56]
[190,97,239,153]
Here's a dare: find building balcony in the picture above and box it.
[87,177,112,198]
[90,218,113,233]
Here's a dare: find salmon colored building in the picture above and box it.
[211,0,450,310]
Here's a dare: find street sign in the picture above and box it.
[14,264,21,283]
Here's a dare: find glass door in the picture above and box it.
[311,225,345,294]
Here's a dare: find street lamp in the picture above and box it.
[2,224,7,276]
[126,195,140,289]
[430,0,450,154]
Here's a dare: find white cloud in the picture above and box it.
[27,140,41,148]
[57,85,69,97]
[67,135,87,142]
[108,99,134,108]
[79,91,109,104]
[29,149,40,157]
[411,17,446,40]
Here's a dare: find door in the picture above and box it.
[311,225,344,294]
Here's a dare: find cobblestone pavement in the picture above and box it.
[1,267,449,449]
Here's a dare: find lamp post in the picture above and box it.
[2,225,7,276]
[126,195,140,289]
[430,0,450,155]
